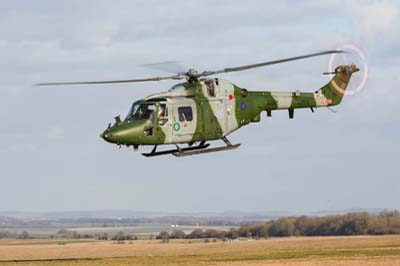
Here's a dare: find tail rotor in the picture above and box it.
[327,43,368,95]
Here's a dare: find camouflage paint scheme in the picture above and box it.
[101,64,359,147]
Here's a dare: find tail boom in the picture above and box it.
[233,64,359,125]
[265,64,359,110]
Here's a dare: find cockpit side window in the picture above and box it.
[158,104,168,126]
[137,104,156,121]
[126,102,156,122]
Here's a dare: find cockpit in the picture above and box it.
[125,100,142,121]
[124,99,168,126]
[125,100,156,122]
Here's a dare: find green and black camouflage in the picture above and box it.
[101,64,359,148]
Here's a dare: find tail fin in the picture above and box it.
[317,64,359,106]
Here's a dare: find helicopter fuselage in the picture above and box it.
[101,64,358,149]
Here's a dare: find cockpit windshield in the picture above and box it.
[125,100,142,121]
[125,101,156,122]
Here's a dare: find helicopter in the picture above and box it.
[36,50,359,157]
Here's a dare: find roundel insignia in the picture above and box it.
[240,102,247,111]
[173,122,180,132]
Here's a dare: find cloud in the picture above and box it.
[344,0,400,65]
[347,0,399,37]
[47,126,65,140]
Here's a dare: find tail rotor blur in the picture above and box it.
[327,43,368,95]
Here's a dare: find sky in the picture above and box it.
[0,0,399,213]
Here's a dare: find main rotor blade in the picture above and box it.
[200,50,345,77]
[140,61,186,74]
[35,74,184,86]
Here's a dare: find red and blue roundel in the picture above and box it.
[240,102,247,111]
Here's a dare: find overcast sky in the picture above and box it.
[1,0,399,213]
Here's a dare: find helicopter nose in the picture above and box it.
[100,130,114,143]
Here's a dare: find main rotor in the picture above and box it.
[35,50,345,86]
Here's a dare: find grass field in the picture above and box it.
[0,235,400,265]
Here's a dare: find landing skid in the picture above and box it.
[142,143,210,157]
[173,143,240,157]
[142,137,241,157]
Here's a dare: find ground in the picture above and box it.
[0,235,400,266]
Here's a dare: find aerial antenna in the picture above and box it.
[327,107,337,113]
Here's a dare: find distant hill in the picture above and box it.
[0,208,387,229]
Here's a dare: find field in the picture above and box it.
[0,235,400,265]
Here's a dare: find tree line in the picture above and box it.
[156,211,400,241]
[237,211,400,238]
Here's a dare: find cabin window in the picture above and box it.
[178,107,193,122]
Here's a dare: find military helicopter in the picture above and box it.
[36,50,359,157]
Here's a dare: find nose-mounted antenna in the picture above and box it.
[114,115,121,124]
